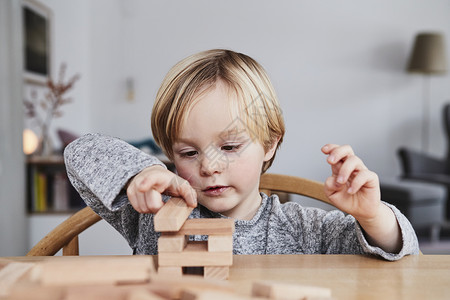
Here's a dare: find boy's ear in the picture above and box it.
[264,136,280,162]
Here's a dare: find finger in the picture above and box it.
[166,175,197,207]
[126,186,141,212]
[135,192,150,213]
[336,155,367,185]
[324,176,338,197]
[321,143,339,155]
[144,189,164,214]
[135,175,156,193]
[324,176,350,208]
[324,175,347,195]
[131,168,168,194]
[329,159,343,177]
[127,187,147,213]
[176,182,197,207]
[326,144,355,165]
[347,169,378,194]
[322,144,343,177]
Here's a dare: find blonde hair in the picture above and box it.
[151,49,285,172]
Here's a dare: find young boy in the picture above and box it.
[65,49,419,260]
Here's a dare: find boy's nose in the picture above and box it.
[199,155,226,176]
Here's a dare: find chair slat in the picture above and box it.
[27,207,101,256]
[259,173,332,206]
[62,236,80,256]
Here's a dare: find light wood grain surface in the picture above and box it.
[230,254,450,300]
[4,254,450,300]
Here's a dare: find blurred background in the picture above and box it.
[1,0,449,256]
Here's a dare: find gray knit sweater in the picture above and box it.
[64,133,419,261]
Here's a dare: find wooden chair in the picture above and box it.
[259,173,331,205]
[27,206,102,256]
[27,173,331,256]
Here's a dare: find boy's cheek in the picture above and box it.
[177,169,192,182]
[175,165,197,185]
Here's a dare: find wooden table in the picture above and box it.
[231,254,450,300]
[4,254,450,300]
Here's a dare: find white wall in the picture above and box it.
[32,0,450,180]
[0,0,27,256]
[29,215,132,255]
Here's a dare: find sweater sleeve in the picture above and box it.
[63,133,166,248]
[353,202,420,261]
[280,200,419,260]
[310,202,420,260]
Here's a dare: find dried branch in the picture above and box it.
[23,63,80,139]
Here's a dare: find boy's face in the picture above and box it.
[172,80,274,220]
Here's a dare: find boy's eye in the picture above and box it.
[221,144,241,152]
[181,150,198,157]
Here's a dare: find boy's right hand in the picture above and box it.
[126,165,197,214]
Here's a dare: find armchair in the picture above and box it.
[398,148,450,219]
[397,103,450,219]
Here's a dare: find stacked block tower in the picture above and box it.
[154,197,235,280]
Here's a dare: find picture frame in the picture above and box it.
[22,0,53,85]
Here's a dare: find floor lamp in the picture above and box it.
[407,32,447,152]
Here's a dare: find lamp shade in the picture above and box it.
[407,32,447,74]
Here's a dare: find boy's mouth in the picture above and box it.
[202,185,229,196]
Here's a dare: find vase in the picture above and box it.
[36,127,54,157]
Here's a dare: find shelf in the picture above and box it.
[26,156,86,214]
[27,210,78,216]
[27,155,64,164]
[25,154,175,214]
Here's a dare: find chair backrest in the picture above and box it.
[259,173,331,205]
[444,103,450,160]
[27,206,101,256]
[397,103,450,178]
[397,147,448,176]
[27,173,330,256]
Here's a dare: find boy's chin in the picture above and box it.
[198,198,236,216]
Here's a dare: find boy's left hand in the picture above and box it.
[321,144,381,221]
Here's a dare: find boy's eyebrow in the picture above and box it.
[173,137,195,145]
[218,128,250,141]
[175,129,250,145]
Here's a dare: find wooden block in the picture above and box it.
[65,284,167,300]
[158,233,188,252]
[148,273,233,299]
[208,235,233,252]
[127,288,167,300]
[252,280,332,299]
[154,197,194,232]
[65,285,128,300]
[34,256,154,286]
[158,241,232,267]
[157,266,183,277]
[0,261,35,297]
[177,219,235,236]
[8,283,65,300]
[204,266,230,280]
[0,258,18,267]
[181,288,254,300]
